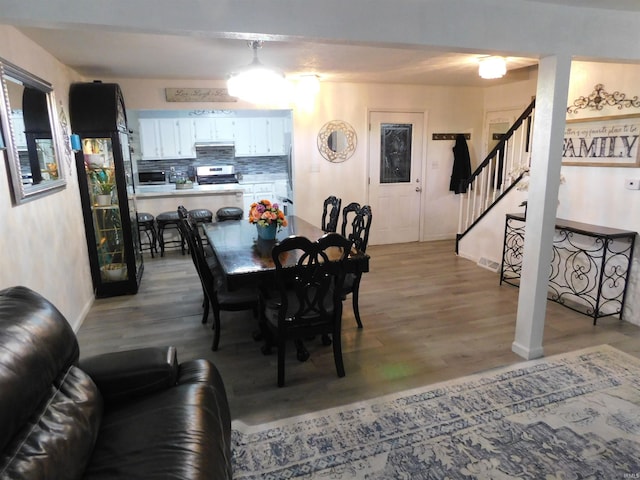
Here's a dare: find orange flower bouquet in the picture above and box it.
[249,200,288,238]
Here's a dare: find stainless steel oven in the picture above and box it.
[196,165,239,184]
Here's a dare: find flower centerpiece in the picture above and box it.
[249,199,287,240]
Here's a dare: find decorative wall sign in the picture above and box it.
[165,88,237,103]
[562,113,640,167]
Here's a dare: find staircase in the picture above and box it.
[455,98,536,252]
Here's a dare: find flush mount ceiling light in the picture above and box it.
[227,40,288,104]
[478,56,507,79]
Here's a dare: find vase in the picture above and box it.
[96,194,112,206]
[256,223,277,240]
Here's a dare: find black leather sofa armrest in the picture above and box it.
[79,346,179,404]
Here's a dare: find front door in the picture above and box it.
[368,111,424,245]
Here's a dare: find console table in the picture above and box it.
[500,213,636,324]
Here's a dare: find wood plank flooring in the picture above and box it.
[77,240,640,425]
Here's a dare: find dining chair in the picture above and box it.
[177,206,259,351]
[321,195,341,233]
[340,202,360,238]
[260,233,352,387]
[342,204,372,329]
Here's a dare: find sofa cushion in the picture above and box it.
[0,365,102,480]
[0,286,79,453]
[83,383,231,480]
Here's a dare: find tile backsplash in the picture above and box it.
[137,155,288,181]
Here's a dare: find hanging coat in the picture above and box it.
[449,134,471,194]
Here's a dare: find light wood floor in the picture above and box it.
[77,240,640,425]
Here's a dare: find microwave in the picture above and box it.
[138,170,166,185]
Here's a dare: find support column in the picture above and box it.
[511,54,572,360]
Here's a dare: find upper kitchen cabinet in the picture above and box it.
[192,117,234,142]
[139,118,194,159]
[234,117,288,157]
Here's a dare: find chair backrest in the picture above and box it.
[348,205,372,253]
[340,202,360,237]
[177,206,219,305]
[321,196,341,233]
[271,233,352,326]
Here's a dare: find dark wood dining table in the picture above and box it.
[202,215,370,291]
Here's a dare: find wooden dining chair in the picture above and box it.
[340,202,360,238]
[260,233,352,387]
[177,206,259,351]
[321,195,341,233]
[342,204,372,328]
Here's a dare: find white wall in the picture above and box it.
[459,61,640,325]
[0,26,93,330]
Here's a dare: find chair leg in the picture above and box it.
[211,307,221,351]
[158,225,166,257]
[352,280,363,329]
[202,298,210,324]
[277,337,286,387]
[201,288,208,324]
[332,327,345,378]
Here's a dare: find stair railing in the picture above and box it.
[456,99,536,246]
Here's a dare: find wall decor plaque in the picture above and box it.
[165,88,237,103]
[562,113,640,167]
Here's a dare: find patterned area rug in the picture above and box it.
[231,345,640,479]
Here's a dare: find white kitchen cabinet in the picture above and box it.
[233,118,253,156]
[267,118,287,155]
[193,117,235,142]
[139,118,194,159]
[192,117,215,141]
[139,118,160,158]
[140,114,289,159]
[234,117,288,157]
[242,181,281,214]
[215,118,235,141]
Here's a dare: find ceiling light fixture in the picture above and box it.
[227,40,288,105]
[478,56,507,79]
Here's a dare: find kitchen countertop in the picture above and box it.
[134,183,244,198]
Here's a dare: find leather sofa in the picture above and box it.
[0,286,232,479]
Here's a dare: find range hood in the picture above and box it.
[194,141,235,158]
[194,141,235,149]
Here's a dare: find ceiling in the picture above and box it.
[17,26,539,88]
[14,0,640,88]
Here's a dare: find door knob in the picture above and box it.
[415,186,422,192]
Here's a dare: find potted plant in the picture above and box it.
[175,176,194,190]
[91,168,116,205]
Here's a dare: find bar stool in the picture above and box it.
[137,212,157,258]
[156,211,185,257]
[216,206,243,222]
[189,208,213,245]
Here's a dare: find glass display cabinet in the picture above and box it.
[70,82,143,297]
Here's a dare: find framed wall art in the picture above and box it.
[562,113,640,167]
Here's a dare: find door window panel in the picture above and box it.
[380,123,412,183]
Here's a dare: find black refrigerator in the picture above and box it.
[70,81,143,297]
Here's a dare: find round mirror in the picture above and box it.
[317,120,357,163]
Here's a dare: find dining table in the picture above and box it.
[202,215,370,291]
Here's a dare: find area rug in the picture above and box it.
[231,345,640,479]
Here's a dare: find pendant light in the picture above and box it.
[227,40,288,104]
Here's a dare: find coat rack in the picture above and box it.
[432,133,471,141]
